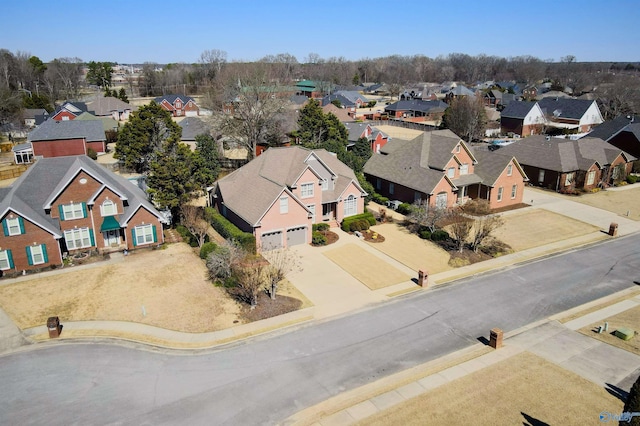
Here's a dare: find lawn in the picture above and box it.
[579,304,640,356]
[570,185,640,221]
[357,351,622,426]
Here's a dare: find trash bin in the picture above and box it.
[47,316,60,338]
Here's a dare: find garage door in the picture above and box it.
[185,110,198,117]
[286,226,307,246]
[261,231,283,250]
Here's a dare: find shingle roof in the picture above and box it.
[322,104,353,123]
[87,97,136,116]
[154,94,196,106]
[27,119,106,142]
[322,94,354,108]
[472,149,528,186]
[588,115,638,141]
[23,109,47,119]
[384,100,448,114]
[0,156,165,239]
[178,117,210,141]
[333,90,368,104]
[500,101,537,119]
[216,146,362,226]
[537,98,595,120]
[344,123,370,142]
[74,112,118,132]
[495,135,636,172]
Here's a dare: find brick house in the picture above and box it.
[212,146,367,251]
[384,100,448,123]
[87,96,136,121]
[363,129,528,209]
[35,102,91,125]
[154,95,200,117]
[538,98,603,133]
[500,101,546,137]
[0,155,167,274]
[27,119,106,157]
[588,114,640,159]
[344,122,389,154]
[494,135,636,192]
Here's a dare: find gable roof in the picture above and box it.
[23,109,47,119]
[322,104,353,123]
[448,85,476,97]
[495,136,636,172]
[537,98,596,120]
[216,146,363,226]
[27,119,106,142]
[74,112,119,132]
[87,97,136,116]
[344,122,371,142]
[333,90,368,104]
[154,94,197,107]
[472,149,528,186]
[384,99,448,114]
[178,117,210,141]
[322,94,354,108]
[500,101,538,119]
[588,115,638,141]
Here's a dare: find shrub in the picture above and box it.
[341,212,376,232]
[419,230,431,240]
[396,203,412,215]
[349,219,370,232]
[627,174,638,184]
[431,229,450,241]
[176,225,194,245]
[87,147,97,160]
[199,242,217,259]
[206,207,257,254]
[313,223,330,232]
[372,194,389,205]
[312,231,327,245]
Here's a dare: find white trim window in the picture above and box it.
[300,183,314,199]
[5,217,22,236]
[64,228,92,250]
[497,187,504,202]
[62,203,85,220]
[0,250,12,270]
[447,167,455,178]
[343,195,357,217]
[29,245,45,265]
[321,179,329,191]
[565,172,574,186]
[279,197,289,214]
[134,224,155,246]
[460,164,469,175]
[507,164,513,176]
[511,184,517,199]
[586,170,596,186]
[101,200,117,216]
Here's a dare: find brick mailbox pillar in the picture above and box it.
[609,223,618,237]
[489,328,503,349]
[47,316,61,338]
[418,270,428,287]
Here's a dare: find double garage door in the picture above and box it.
[260,227,307,250]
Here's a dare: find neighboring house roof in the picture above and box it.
[472,149,529,186]
[385,99,448,114]
[322,94,354,108]
[154,94,197,107]
[87,97,136,116]
[27,119,106,142]
[538,98,597,121]
[322,104,354,123]
[333,90,368,104]
[216,146,364,226]
[364,129,477,194]
[537,90,571,99]
[495,136,636,172]
[344,123,371,142]
[74,112,119,132]
[0,156,166,240]
[178,117,210,142]
[290,95,309,106]
[12,142,32,153]
[500,101,538,119]
[23,109,47,119]
[588,115,638,141]
[448,85,476,97]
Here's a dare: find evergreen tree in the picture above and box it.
[193,134,221,195]
[118,87,129,103]
[622,375,640,426]
[114,102,181,174]
[353,136,372,162]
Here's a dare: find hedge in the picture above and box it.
[206,207,256,254]
[313,223,330,232]
[199,241,217,259]
[312,231,327,245]
[341,212,376,232]
[430,229,450,241]
[396,203,412,215]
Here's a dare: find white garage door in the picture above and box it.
[261,231,283,250]
[185,110,198,117]
[286,226,307,246]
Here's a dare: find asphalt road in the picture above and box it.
[1,234,639,425]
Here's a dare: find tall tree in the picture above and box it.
[86,61,114,88]
[442,96,487,142]
[114,102,181,174]
[193,133,221,195]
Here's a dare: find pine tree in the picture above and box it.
[118,87,129,103]
[622,375,640,426]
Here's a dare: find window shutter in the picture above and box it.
[89,229,95,246]
[18,217,25,234]
[7,250,14,269]
[42,245,48,263]
[152,225,157,243]
[131,228,137,247]
[25,246,33,266]
[58,205,65,221]
[81,202,87,218]
[2,220,7,236]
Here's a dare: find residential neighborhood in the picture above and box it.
[1,4,640,424]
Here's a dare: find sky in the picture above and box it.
[2,0,639,64]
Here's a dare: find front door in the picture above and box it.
[104,230,120,247]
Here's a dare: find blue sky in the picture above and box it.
[2,0,639,64]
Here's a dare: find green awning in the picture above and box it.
[100,216,121,232]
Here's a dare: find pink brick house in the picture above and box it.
[212,146,367,250]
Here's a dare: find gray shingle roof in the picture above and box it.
[537,98,595,120]
[87,97,136,116]
[587,115,638,141]
[216,146,362,226]
[154,94,196,106]
[344,123,370,142]
[0,155,165,239]
[322,94,353,108]
[28,119,106,142]
[495,136,636,172]
[384,100,448,114]
[179,117,210,141]
[472,149,528,186]
[500,101,537,119]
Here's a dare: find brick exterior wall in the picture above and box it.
[125,207,165,250]
[33,138,86,157]
[485,161,527,207]
[0,211,61,272]
[52,111,77,121]
[86,140,106,153]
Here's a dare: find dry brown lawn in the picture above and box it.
[358,351,622,426]
[0,243,242,332]
[323,243,412,290]
[579,304,640,356]
[368,223,452,274]
[570,186,640,221]
[493,209,600,251]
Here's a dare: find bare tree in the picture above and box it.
[232,261,265,308]
[469,214,504,253]
[180,205,211,248]
[447,208,473,252]
[45,57,83,101]
[262,248,302,300]
[407,200,447,233]
[199,49,228,81]
[443,96,487,142]
[206,240,244,281]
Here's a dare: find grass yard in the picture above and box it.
[579,304,640,356]
[358,351,622,426]
[0,243,241,332]
[323,243,412,290]
[492,209,600,251]
[570,185,640,221]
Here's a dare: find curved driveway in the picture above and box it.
[1,235,639,425]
